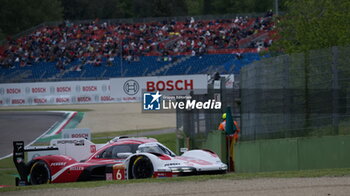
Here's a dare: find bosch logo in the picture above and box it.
[32,87,46,93]
[57,87,71,93]
[123,80,139,95]
[82,86,97,92]
[34,98,47,104]
[12,99,25,104]
[146,80,193,91]
[7,88,21,94]
[77,96,92,102]
[56,97,70,103]
[101,96,114,101]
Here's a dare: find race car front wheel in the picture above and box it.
[132,156,154,179]
[29,160,51,185]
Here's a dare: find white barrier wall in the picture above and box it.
[0,74,209,106]
[0,80,114,106]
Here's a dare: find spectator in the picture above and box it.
[1,15,274,70]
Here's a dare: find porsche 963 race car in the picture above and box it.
[13,136,227,185]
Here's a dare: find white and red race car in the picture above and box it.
[13,137,227,185]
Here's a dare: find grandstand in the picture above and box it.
[0,14,275,83]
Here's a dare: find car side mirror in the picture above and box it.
[117,152,132,159]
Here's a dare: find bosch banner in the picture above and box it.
[0,75,208,106]
[0,80,113,106]
[110,74,208,102]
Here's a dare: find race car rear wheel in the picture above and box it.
[29,160,51,185]
[132,156,153,179]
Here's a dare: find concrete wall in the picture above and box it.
[235,135,350,172]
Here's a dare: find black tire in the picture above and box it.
[132,156,154,179]
[29,160,51,185]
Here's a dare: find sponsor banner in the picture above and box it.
[0,80,112,106]
[110,74,208,102]
[0,74,209,106]
[0,80,109,96]
[62,128,91,140]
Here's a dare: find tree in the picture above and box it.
[185,0,204,16]
[61,0,132,20]
[270,0,350,135]
[0,0,63,38]
[200,0,274,15]
[132,0,187,18]
[271,0,350,54]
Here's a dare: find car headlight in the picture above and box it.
[170,168,181,173]
[170,167,195,173]
[181,167,194,173]
[219,164,228,170]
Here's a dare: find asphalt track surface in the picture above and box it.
[0,111,65,158]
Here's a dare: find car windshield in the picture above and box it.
[138,143,173,156]
[98,144,140,159]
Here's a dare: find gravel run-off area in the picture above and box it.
[4,177,350,196]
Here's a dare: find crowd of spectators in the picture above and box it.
[0,12,274,70]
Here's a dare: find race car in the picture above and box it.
[13,137,227,185]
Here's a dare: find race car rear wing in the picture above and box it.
[13,141,59,186]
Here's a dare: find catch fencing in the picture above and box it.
[240,46,350,141]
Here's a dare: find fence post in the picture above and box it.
[332,46,339,135]
[283,55,291,138]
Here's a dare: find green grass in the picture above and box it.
[151,133,177,153]
[91,128,173,139]
[0,157,15,169]
[0,108,93,112]
[0,169,17,186]
[1,167,350,192]
[0,158,17,187]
